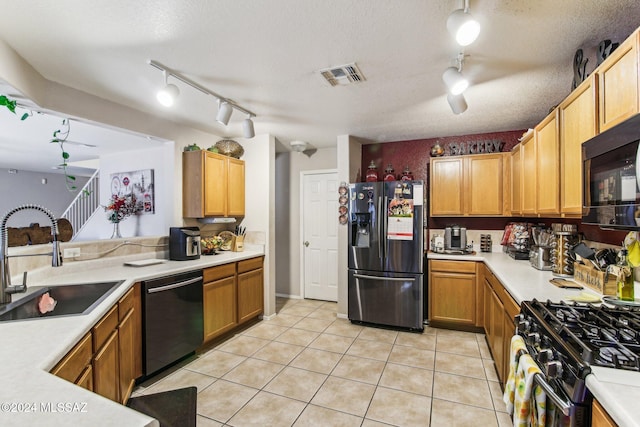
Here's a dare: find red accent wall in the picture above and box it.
[360,130,626,246]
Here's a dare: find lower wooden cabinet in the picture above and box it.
[482,264,520,385]
[203,256,265,343]
[429,260,478,327]
[237,257,264,324]
[203,263,238,341]
[50,332,93,389]
[592,399,618,427]
[51,283,142,404]
[93,329,119,402]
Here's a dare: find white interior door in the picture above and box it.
[302,171,338,301]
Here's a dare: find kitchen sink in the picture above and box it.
[0,281,123,322]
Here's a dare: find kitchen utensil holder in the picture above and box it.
[233,235,244,252]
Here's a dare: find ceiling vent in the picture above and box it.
[318,63,366,86]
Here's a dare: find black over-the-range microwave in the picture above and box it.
[583,115,640,230]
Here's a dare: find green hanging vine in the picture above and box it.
[0,94,29,120]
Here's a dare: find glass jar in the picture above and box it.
[365,161,379,182]
[383,164,395,181]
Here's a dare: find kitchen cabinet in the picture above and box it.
[203,263,238,342]
[510,143,522,216]
[592,399,618,427]
[202,256,264,343]
[430,153,510,217]
[430,157,464,215]
[237,256,265,324]
[558,75,598,216]
[535,110,560,215]
[520,130,537,215]
[482,264,519,385]
[51,284,142,404]
[428,260,479,327]
[92,305,119,402]
[597,29,639,132]
[50,332,93,391]
[117,284,142,404]
[183,150,245,218]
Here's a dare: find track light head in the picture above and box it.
[216,100,233,125]
[156,83,179,107]
[442,67,468,95]
[242,116,255,138]
[447,8,480,46]
[447,93,468,114]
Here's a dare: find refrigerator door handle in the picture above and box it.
[353,273,416,282]
[377,195,383,262]
[383,195,388,260]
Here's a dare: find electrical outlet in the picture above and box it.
[63,248,81,258]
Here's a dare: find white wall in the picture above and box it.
[274,147,337,298]
[76,142,174,240]
[241,134,276,317]
[336,135,364,317]
[0,170,89,226]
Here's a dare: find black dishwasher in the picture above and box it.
[142,270,203,377]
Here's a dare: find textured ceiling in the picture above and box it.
[1,0,640,172]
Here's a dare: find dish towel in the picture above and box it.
[503,335,527,415]
[513,353,546,427]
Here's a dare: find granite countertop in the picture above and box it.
[0,247,264,427]
[427,249,640,427]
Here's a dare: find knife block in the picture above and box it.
[573,263,616,295]
[233,235,244,252]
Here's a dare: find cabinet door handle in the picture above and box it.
[304,241,310,247]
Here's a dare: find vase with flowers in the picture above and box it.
[104,193,142,238]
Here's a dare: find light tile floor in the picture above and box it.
[133,298,513,427]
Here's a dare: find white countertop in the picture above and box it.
[428,249,640,427]
[0,248,264,427]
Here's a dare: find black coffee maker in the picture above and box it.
[169,227,201,261]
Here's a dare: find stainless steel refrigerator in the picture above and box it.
[347,180,424,331]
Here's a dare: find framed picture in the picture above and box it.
[110,169,155,214]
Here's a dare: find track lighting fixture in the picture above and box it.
[447,93,468,115]
[447,0,481,46]
[216,100,233,125]
[442,52,469,96]
[242,115,255,139]
[148,60,257,138]
[156,71,180,107]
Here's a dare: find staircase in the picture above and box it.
[61,169,100,240]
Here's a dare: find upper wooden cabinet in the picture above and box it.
[535,110,560,215]
[510,143,522,216]
[430,157,464,215]
[183,150,245,218]
[558,75,598,216]
[520,131,537,215]
[430,153,510,217]
[597,29,639,132]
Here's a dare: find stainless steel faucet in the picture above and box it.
[0,205,63,304]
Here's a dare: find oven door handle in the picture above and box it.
[147,276,202,294]
[533,373,573,417]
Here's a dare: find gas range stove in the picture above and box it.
[517,299,640,425]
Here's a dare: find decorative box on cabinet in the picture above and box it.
[183,150,245,218]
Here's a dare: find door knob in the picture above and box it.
[304,241,309,247]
